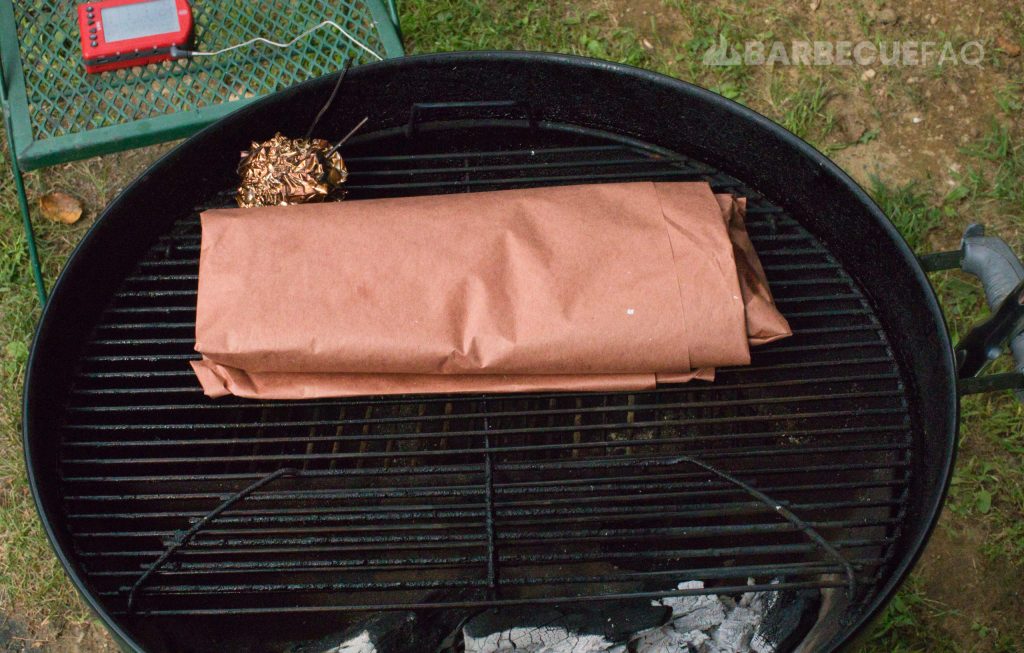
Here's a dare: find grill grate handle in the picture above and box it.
[405,100,537,137]
[960,225,1024,376]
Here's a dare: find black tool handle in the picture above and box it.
[960,224,1024,373]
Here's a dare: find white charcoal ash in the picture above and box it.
[711,606,758,652]
[461,603,667,653]
[463,626,623,653]
[655,581,729,632]
[306,608,461,653]
[633,580,785,653]
[457,579,811,653]
[633,626,711,652]
[325,631,377,653]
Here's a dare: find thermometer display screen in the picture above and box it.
[101,0,180,43]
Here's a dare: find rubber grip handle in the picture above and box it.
[960,225,1024,372]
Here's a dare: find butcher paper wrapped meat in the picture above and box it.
[191,182,790,399]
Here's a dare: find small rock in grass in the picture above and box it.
[875,8,898,24]
[38,191,83,224]
[995,35,1021,57]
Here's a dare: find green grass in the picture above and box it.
[402,1,650,64]
[1,0,1023,649]
[868,178,946,250]
[0,140,92,625]
[863,577,961,653]
[943,125,1024,575]
[769,76,838,144]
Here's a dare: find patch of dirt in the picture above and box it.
[913,515,1024,645]
[1,614,113,653]
[608,0,1023,193]
[599,0,686,43]
[847,67,1011,188]
[831,138,900,186]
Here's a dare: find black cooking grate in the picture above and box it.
[57,123,911,624]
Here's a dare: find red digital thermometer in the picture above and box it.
[78,0,193,73]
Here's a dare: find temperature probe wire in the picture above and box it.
[169,19,384,62]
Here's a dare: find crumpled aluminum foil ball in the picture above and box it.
[236,133,348,208]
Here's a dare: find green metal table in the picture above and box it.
[1,0,403,303]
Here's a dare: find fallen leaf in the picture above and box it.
[39,191,83,224]
[995,35,1021,57]
[809,0,821,10]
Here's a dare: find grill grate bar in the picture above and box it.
[755,340,884,353]
[62,393,907,430]
[115,580,850,616]
[60,417,908,454]
[62,458,911,485]
[75,516,897,545]
[479,401,499,598]
[65,372,901,414]
[68,498,899,528]
[110,559,883,598]
[66,477,907,505]
[70,355,897,385]
[64,423,906,450]
[62,438,910,467]
[67,366,896,400]
[77,536,893,563]
[90,556,883,580]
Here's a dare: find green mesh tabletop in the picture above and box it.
[0,0,403,170]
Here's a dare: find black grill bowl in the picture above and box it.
[23,52,957,652]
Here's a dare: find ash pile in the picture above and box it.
[631,580,810,653]
[306,580,821,653]
[461,580,819,653]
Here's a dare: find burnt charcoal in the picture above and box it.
[751,589,821,653]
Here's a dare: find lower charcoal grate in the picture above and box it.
[57,123,911,635]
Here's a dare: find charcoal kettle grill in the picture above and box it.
[22,53,1024,652]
